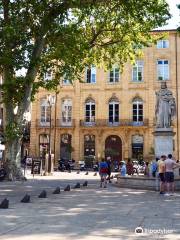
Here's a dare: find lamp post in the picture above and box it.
[47,94,55,174]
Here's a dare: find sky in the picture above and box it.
[160,0,180,29]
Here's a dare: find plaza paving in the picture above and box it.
[0,171,180,240]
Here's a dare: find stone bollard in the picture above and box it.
[0,198,9,209]
[38,190,47,198]
[74,183,80,189]
[21,194,30,203]
[83,181,88,187]
[64,185,70,191]
[53,187,61,194]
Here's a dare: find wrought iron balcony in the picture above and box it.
[36,119,75,128]
[56,119,75,128]
[36,119,55,128]
[80,119,149,127]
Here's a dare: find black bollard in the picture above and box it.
[76,171,80,174]
[21,194,30,203]
[85,172,88,175]
[0,198,9,209]
[53,187,61,194]
[74,183,80,189]
[82,181,88,187]
[64,185,70,191]
[94,172,97,176]
[38,190,47,198]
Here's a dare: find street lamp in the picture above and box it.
[47,94,55,174]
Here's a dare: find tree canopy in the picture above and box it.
[0,0,170,176]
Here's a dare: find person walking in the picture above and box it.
[106,158,112,183]
[120,161,126,177]
[164,154,180,196]
[158,155,166,194]
[99,158,108,188]
[126,159,134,175]
[151,158,158,177]
[144,162,150,177]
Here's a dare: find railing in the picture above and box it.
[36,119,75,128]
[56,119,75,128]
[36,119,55,128]
[80,119,149,127]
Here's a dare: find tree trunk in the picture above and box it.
[4,138,24,180]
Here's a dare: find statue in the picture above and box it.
[155,82,176,128]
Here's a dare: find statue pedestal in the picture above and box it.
[153,128,175,157]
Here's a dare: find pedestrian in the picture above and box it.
[126,159,134,175]
[164,154,180,196]
[120,161,126,177]
[144,162,150,177]
[151,158,158,177]
[106,158,112,183]
[99,158,108,188]
[158,155,166,194]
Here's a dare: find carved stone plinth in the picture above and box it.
[153,128,175,158]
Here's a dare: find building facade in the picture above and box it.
[29,30,180,167]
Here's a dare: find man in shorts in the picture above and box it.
[164,154,180,196]
[99,158,108,188]
[158,155,166,194]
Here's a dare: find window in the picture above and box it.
[85,66,96,83]
[39,134,49,161]
[63,79,70,85]
[62,74,70,85]
[109,101,119,124]
[44,70,52,81]
[61,99,72,125]
[132,61,143,82]
[157,60,169,81]
[85,101,95,123]
[60,134,72,160]
[40,99,50,124]
[132,98,143,123]
[157,40,169,49]
[84,135,95,156]
[109,67,120,83]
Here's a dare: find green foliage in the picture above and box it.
[177,4,180,32]
[0,1,170,104]
[0,0,170,144]
[5,122,22,142]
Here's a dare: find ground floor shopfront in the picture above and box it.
[29,123,166,168]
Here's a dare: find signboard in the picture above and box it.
[31,159,41,175]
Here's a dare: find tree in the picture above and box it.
[177,4,180,31]
[0,0,170,179]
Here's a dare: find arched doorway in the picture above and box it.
[105,135,122,165]
[60,134,72,161]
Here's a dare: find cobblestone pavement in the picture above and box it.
[0,171,180,240]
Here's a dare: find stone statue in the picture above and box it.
[155,82,176,128]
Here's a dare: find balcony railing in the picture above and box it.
[36,119,75,128]
[36,119,54,128]
[56,119,75,128]
[80,119,149,127]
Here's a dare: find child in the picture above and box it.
[99,158,108,188]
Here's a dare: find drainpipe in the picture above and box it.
[175,32,179,159]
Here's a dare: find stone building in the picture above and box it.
[29,29,180,168]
